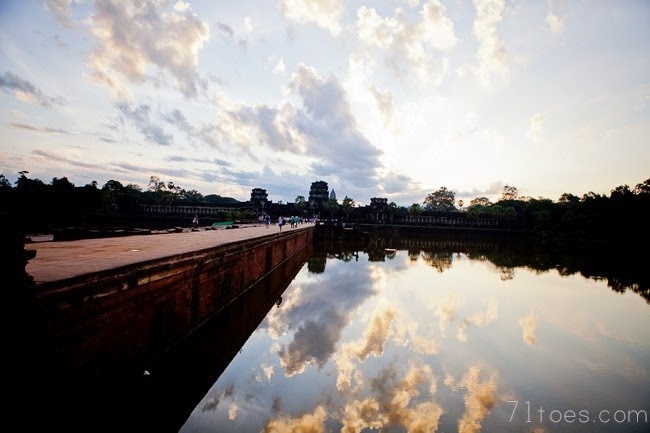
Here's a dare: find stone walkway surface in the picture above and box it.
[26,224,311,284]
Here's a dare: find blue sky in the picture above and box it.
[1,0,648,205]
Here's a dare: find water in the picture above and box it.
[179,236,649,432]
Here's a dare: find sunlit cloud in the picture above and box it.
[436,295,458,333]
[456,298,498,342]
[262,405,327,433]
[545,11,564,33]
[456,365,498,433]
[173,1,190,12]
[255,363,274,382]
[471,0,508,87]
[519,312,538,345]
[335,307,396,390]
[0,72,65,107]
[341,398,387,433]
[355,1,455,84]
[368,84,395,127]
[228,403,238,420]
[244,16,254,32]
[527,113,545,143]
[369,363,443,432]
[87,0,209,99]
[277,0,344,36]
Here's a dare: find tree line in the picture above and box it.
[2,171,648,239]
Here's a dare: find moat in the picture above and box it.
[177,235,649,433]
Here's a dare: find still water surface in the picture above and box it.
[180,238,649,432]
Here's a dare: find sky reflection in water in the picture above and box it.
[180,244,649,433]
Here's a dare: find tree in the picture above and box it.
[294,195,307,216]
[633,178,650,196]
[341,196,354,221]
[423,186,456,211]
[0,174,12,190]
[387,201,397,223]
[610,185,632,200]
[558,193,580,204]
[51,176,75,191]
[470,197,490,207]
[325,198,339,219]
[501,185,519,201]
[409,203,423,215]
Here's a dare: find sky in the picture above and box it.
[0,0,648,205]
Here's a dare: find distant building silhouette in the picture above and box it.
[329,189,337,202]
[370,197,388,222]
[308,181,329,216]
[250,188,268,212]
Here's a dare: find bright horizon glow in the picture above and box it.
[1,1,648,205]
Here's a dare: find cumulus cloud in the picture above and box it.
[173,1,190,12]
[277,0,344,36]
[436,295,458,333]
[457,365,498,433]
[267,56,286,74]
[335,308,396,390]
[244,16,254,32]
[519,312,538,345]
[472,0,508,87]
[545,11,564,33]
[279,313,347,377]
[527,113,544,143]
[45,0,76,28]
[215,63,384,190]
[367,363,444,432]
[87,0,209,98]
[456,298,498,342]
[255,364,274,382]
[369,85,395,127]
[341,398,387,433]
[356,1,455,83]
[0,72,65,107]
[116,102,173,145]
[262,405,327,433]
[268,264,378,378]
[228,403,238,420]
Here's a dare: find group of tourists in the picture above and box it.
[258,214,307,231]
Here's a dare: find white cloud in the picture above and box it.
[268,56,286,74]
[545,11,564,33]
[173,1,190,12]
[228,403,238,420]
[244,16,254,32]
[527,113,544,143]
[457,365,498,433]
[519,312,538,345]
[368,85,395,127]
[472,0,508,87]
[87,0,209,99]
[356,2,456,84]
[277,0,344,36]
[45,0,76,28]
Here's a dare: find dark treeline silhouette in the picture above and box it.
[314,233,649,304]
[461,179,650,239]
[1,171,648,240]
[0,172,241,231]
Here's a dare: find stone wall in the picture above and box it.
[32,227,313,378]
